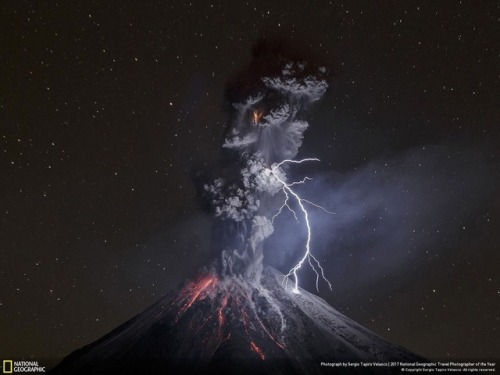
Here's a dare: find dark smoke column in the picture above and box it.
[204,40,328,283]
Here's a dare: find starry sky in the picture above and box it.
[1,0,499,366]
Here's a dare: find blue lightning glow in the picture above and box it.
[269,158,333,294]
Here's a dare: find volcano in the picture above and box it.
[53,42,425,374]
[52,266,422,374]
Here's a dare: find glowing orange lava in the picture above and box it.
[250,341,266,360]
[234,297,251,335]
[171,275,286,362]
[176,275,217,321]
[257,318,285,350]
[217,295,229,337]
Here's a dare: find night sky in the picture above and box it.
[1,0,499,367]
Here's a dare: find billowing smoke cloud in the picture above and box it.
[223,63,327,164]
[202,39,329,284]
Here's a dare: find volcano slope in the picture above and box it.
[52,266,423,374]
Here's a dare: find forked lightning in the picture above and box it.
[269,158,333,294]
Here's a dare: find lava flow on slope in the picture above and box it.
[52,266,424,375]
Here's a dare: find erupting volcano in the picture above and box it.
[52,40,423,374]
[52,267,421,375]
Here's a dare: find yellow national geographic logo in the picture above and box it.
[3,360,13,374]
[2,361,44,373]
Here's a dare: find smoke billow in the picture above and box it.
[203,39,329,283]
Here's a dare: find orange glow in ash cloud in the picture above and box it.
[252,110,263,125]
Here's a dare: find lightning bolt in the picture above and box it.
[269,158,333,294]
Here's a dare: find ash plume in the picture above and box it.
[203,39,329,284]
